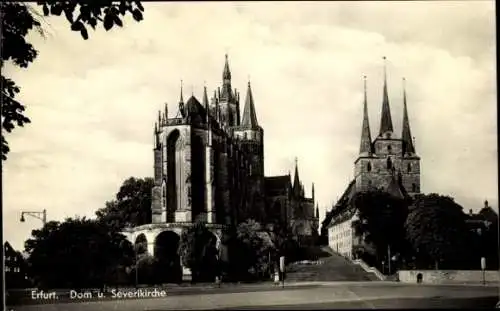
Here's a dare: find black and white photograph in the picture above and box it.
[2,1,498,310]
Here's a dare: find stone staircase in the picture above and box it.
[285,246,380,282]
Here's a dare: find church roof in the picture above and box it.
[265,175,291,195]
[241,82,259,129]
[185,95,207,119]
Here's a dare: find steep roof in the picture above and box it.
[185,96,207,119]
[265,175,291,195]
[241,81,259,129]
[379,57,394,136]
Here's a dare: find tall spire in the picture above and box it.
[241,80,259,129]
[379,56,394,137]
[312,182,315,202]
[203,84,210,123]
[293,157,301,195]
[220,54,232,101]
[401,78,415,155]
[203,82,209,108]
[179,79,184,104]
[359,75,372,155]
[223,53,231,81]
[164,102,168,121]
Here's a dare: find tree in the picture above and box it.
[405,193,470,269]
[233,219,275,281]
[178,221,218,282]
[1,1,144,161]
[24,217,134,289]
[95,177,153,232]
[351,190,409,268]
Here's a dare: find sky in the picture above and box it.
[3,1,497,251]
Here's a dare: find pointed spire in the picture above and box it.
[220,54,233,101]
[164,102,168,121]
[203,84,210,124]
[223,53,231,81]
[158,110,161,125]
[312,182,315,202]
[359,75,372,155]
[379,56,394,137]
[401,78,415,155]
[179,80,184,104]
[315,203,319,219]
[293,157,301,195]
[203,83,209,108]
[241,80,259,129]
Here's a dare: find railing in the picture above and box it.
[352,258,386,281]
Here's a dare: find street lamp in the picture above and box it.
[20,209,47,225]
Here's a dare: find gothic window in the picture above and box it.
[387,145,392,153]
[368,180,372,187]
[407,162,412,173]
[386,157,392,170]
[367,162,372,172]
[412,183,417,192]
[244,132,247,140]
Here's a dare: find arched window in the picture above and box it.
[407,162,412,173]
[386,157,392,170]
[387,145,392,153]
[412,183,417,192]
[367,162,372,172]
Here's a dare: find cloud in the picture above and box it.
[3,2,496,250]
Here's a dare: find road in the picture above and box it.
[8,282,500,310]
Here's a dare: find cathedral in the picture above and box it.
[149,54,319,237]
[322,59,421,258]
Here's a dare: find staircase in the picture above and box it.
[285,246,380,282]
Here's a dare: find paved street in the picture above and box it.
[9,282,500,310]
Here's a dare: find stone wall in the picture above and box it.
[398,270,499,284]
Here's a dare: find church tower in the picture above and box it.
[234,80,265,221]
[217,54,241,129]
[354,57,421,196]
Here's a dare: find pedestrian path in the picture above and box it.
[285,246,379,282]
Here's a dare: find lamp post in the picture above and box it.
[20,209,47,226]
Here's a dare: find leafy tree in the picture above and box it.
[351,190,409,268]
[96,177,153,231]
[405,193,470,269]
[1,1,144,161]
[178,221,218,282]
[233,219,275,281]
[24,217,134,289]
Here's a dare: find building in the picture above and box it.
[4,242,29,289]
[123,55,319,270]
[322,60,421,258]
[466,200,498,235]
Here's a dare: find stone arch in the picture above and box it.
[191,135,206,222]
[135,233,148,257]
[167,129,181,221]
[154,230,182,284]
